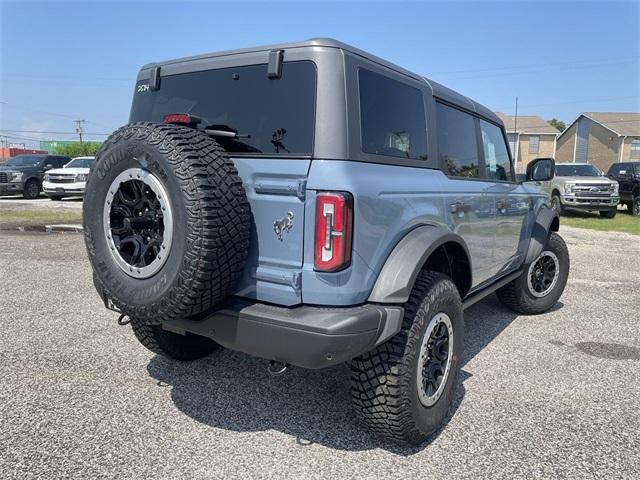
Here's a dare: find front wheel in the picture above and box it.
[351,271,463,445]
[497,232,569,315]
[599,209,617,219]
[632,197,640,216]
[550,194,563,215]
[23,179,40,199]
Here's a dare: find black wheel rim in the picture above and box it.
[417,313,454,407]
[104,168,173,278]
[527,250,560,297]
[28,182,38,197]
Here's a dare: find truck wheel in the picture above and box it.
[599,210,616,219]
[130,317,218,361]
[23,179,40,199]
[551,194,563,214]
[351,271,463,445]
[496,232,569,315]
[83,122,250,323]
[632,198,640,216]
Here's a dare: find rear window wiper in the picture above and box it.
[204,124,251,139]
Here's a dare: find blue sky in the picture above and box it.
[1,0,639,147]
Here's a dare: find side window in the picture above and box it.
[608,164,621,176]
[528,135,540,154]
[359,68,428,160]
[480,120,512,181]
[436,102,480,178]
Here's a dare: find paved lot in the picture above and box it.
[1,227,639,479]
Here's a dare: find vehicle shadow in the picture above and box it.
[146,296,564,455]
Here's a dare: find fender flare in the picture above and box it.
[368,225,471,304]
[524,205,559,265]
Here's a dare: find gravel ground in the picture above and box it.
[0,226,638,479]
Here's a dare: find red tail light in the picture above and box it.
[162,113,201,126]
[314,192,353,272]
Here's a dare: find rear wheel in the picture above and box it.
[23,179,40,199]
[632,197,640,216]
[497,232,569,315]
[351,271,463,445]
[599,210,617,219]
[130,317,218,361]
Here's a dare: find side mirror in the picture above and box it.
[526,157,555,182]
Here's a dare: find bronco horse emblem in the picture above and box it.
[273,211,294,241]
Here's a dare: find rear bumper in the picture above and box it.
[161,299,404,369]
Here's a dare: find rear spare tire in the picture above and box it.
[83,122,250,322]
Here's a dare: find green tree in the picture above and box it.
[53,141,102,157]
[548,118,566,132]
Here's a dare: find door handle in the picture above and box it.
[450,201,471,214]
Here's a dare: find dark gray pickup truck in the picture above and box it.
[0,154,71,198]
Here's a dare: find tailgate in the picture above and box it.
[230,158,310,305]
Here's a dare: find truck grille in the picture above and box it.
[572,184,612,194]
[48,174,76,184]
[0,172,8,183]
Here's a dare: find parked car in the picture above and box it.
[528,160,619,218]
[43,156,94,200]
[83,39,569,445]
[607,162,640,216]
[0,154,71,199]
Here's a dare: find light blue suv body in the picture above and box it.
[123,38,559,369]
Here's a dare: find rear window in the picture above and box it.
[130,61,316,155]
[358,69,428,160]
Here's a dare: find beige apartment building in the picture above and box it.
[496,113,559,172]
[555,112,640,172]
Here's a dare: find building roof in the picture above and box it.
[495,113,559,135]
[582,112,640,137]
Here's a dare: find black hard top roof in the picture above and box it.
[142,38,502,126]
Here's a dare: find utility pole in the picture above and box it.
[74,119,86,154]
[513,96,519,167]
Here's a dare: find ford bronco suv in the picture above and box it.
[530,161,619,218]
[83,39,569,445]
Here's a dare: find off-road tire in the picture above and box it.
[631,197,640,216]
[130,317,219,361]
[83,122,250,323]
[350,271,464,445]
[496,232,569,315]
[23,179,40,199]
[599,210,617,219]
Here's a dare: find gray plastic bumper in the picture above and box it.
[162,299,404,369]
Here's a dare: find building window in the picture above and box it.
[631,139,640,158]
[529,135,540,154]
